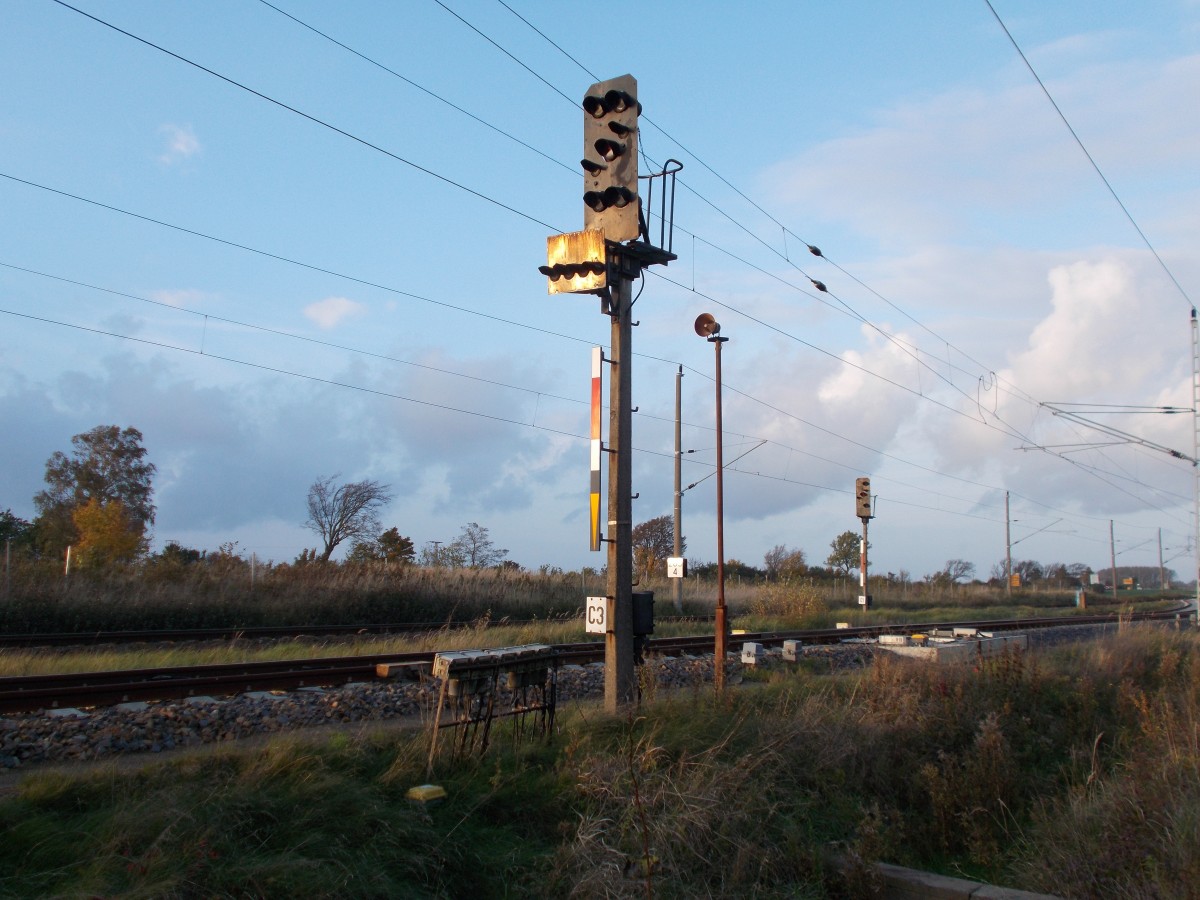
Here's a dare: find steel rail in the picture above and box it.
[0,616,716,648]
[0,606,1189,715]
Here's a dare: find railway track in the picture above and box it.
[0,616,715,649]
[0,606,1190,715]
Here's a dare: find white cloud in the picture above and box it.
[764,53,1200,250]
[303,296,365,330]
[157,124,201,165]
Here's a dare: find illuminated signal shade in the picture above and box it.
[539,229,607,295]
[581,74,639,242]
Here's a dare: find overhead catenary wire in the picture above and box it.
[49,0,560,234]
[481,0,1193,484]
[61,0,1101,487]
[0,256,1074,525]
[9,300,1155,550]
[985,0,1193,310]
[0,172,1051,500]
[1,227,1154,547]
[487,0,1047,407]
[14,5,1193,559]
[3,169,1184,544]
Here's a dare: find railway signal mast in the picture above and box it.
[539,74,678,712]
[856,477,874,610]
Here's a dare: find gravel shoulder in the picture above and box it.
[0,644,875,792]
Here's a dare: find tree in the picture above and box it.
[941,559,976,583]
[156,541,202,565]
[1013,559,1044,584]
[34,425,155,555]
[0,509,35,550]
[72,498,143,568]
[764,544,806,580]
[377,527,415,564]
[631,515,683,580]
[826,530,864,576]
[347,527,415,564]
[304,475,394,562]
[448,522,507,569]
[419,541,463,568]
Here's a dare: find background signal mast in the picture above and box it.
[856,477,873,610]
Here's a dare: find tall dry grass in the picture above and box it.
[1,623,1196,895]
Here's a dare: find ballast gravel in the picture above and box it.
[0,644,877,769]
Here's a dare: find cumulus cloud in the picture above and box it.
[918,256,1193,514]
[157,124,201,165]
[303,296,365,330]
[764,53,1200,249]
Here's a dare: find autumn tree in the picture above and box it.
[347,526,415,564]
[34,425,156,556]
[72,497,143,567]
[448,522,507,568]
[826,530,865,576]
[631,515,683,581]
[763,544,806,580]
[304,475,394,562]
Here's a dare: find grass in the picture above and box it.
[2,592,1171,678]
[3,555,1153,636]
[0,618,713,678]
[2,624,1198,897]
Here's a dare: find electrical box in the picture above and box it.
[632,590,654,636]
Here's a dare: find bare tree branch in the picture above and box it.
[304,475,394,562]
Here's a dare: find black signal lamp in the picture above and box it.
[604,89,635,113]
[594,138,624,161]
[604,186,634,208]
[582,94,609,118]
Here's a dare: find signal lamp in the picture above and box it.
[583,94,609,118]
[604,89,636,113]
[604,186,634,208]
[581,159,606,175]
[594,138,624,161]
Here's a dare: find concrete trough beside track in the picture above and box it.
[875,631,1029,663]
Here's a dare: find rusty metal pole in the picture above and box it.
[711,333,729,693]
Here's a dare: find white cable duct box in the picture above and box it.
[782,639,802,662]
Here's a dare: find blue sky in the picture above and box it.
[2,1,1198,581]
